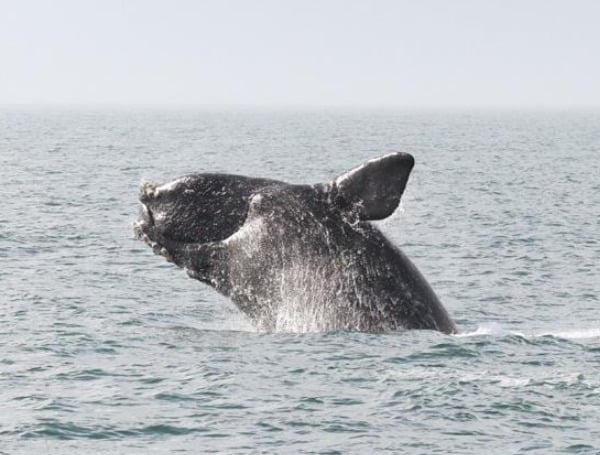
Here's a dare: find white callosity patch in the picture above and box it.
[132,221,173,262]
[154,176,192,196]
[140,181,156,198]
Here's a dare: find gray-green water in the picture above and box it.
[1,109,599,454]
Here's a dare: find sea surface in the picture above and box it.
[1,108,599,454]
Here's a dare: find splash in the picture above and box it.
[272,258,361,333]
[454,322,519,338]
[539,328,600,340]
[455,322,600,340]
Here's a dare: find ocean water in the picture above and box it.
[1,108,599,454]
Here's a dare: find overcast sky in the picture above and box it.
[1,0,599,107]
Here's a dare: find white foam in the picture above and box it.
[454,323,600,341]
[539,328,600,340]
[383,367,590,390]
[454,322,522,338]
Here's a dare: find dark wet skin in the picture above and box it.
[134,152,457,334]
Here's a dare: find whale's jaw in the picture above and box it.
[133,184,175,263]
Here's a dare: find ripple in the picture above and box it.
[3,109,600,453]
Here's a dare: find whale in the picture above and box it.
[133,152,456,334]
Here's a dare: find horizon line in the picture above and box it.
[2,103,600,111]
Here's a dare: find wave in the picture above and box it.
[539,328,600,340]
[455,322,600,340]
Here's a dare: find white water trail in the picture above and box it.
[455,322,600,340]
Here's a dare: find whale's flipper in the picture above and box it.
[331,152,415,221]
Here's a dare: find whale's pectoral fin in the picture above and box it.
[330,152,415,221]
[134,221,226,285]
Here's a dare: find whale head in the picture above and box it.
[136,174,283,245]
[136,152,414,248]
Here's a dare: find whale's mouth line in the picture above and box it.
[132,205,175,262]
[133,201,157,245]
[140,203,154,226]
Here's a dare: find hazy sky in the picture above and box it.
[1,0,599,107]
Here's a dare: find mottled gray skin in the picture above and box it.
[133,152,456,334]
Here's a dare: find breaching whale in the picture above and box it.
[133,152,456,334]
